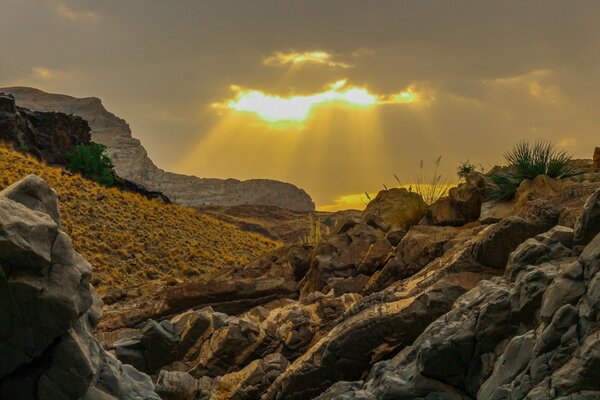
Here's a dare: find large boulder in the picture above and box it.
[593,147,600,170]
[361,188,427,230]
[0,176,159,400]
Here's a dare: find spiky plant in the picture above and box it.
[490,140,582,200]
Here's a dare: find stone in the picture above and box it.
[0,92,16,113]
[361,188,428,230]
[428,172,490,226]
[480,199,514,223]
[594,147,600,170]
[0,175,159,400]
[574,189,600,244]
[2,86,315,211]
[0,174,60,225]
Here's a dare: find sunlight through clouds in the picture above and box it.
[263,50,351,68]
[214,80,420,127]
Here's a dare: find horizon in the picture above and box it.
[2,1,599,210]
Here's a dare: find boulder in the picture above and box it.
[0,174,60,225]
[0,92,16,113]
[428,172,490,226]
[480,199,514,224]
[361,188,427,230]
[0,175,159,400]
[594,147,600,170]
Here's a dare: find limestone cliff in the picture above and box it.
[1,87,315,211]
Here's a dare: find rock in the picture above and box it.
[141,320,180,373]
[0,174,60,225]
[2,86,315,211]
[0,175,159,400]
[574,189,600,244]
[428,172,490,226]
[361,188,427,230]
[0,96,90,165]
[262,281,465,400]
[479,199,514,224]
[594,147,600,170]
[0,92,16,113]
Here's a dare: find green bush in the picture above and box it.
[457,160,480,180]
[490,140,582,200]
[66,142,114,186]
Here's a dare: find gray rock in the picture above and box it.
[0,174,60,225]
[574,189,600,244]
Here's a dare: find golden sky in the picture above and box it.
[1,1,599,210]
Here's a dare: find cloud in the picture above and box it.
[32,67,53,80]
[263,50,351,68]
[214,79,422,126]
[56,3,99,22]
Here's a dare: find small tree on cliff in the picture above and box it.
[66,142,114,186]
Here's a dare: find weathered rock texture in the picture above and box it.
[0,92,90,164]
[0,175,159,400]
[1,86,315,211]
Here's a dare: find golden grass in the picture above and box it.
[0,145,280,293]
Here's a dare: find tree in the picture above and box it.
[66,142,114,186]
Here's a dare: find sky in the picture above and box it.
[1,1,599,210]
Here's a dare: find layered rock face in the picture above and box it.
[1,86,315,211]
[0,92,90,164]
[0,175,159,400]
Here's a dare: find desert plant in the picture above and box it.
[457,160,481,180]
[490,140,582,200]
[415,156,448,204]
[66,142,115,187]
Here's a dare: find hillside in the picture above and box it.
[1,86,316,211]
[0,145,279,294]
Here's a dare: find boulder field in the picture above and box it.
[2,168,600,399]
[88,172,600,399]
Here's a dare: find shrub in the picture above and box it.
[490,140,582,200]
[66,142,115,187]
[457,160,480,180]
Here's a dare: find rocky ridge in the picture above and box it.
[0,86,315,212]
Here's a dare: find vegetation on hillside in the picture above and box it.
[66,142,114,186]
[0,145,280,293]
[491,140,582,200]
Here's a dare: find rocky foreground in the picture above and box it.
[1,169,600,399]
[1,87,315,212]
[90,172,600,399]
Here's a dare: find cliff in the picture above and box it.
[0,86,315,211]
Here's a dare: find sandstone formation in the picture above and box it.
[1,86,315,211]
[0,175,159,400]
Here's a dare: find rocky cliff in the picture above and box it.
[0,86,315,211]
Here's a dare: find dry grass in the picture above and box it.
[0,145,280,294]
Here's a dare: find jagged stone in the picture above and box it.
[574,188,600,244]
[0,175,159,400]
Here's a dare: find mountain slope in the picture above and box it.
[1,86,315,211]
[0,145,279,294]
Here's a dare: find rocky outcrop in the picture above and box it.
[1,86,315,211]
[0,175,159,400]
[594,147,600,170]
[427,172,491,226]
[316,211,600,399]
[361,188,427,229]
[0,92,90,165]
